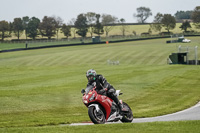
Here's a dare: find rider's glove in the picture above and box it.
[98,88,108,94]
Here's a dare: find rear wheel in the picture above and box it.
[121,102,133,122]
[88,106,106,124]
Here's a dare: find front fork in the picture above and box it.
[88,104,100,112]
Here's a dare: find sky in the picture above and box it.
[0,0,199,23]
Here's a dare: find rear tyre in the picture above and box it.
[88,106,106,124]
[121,102,133,123]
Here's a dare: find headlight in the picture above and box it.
[82,97,88,104]
[89,93,95,101]
[83,100,88,104]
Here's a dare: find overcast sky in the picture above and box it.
[0,0,199,23]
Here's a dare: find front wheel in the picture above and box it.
[121,102,133,123]
[88,106,106,124]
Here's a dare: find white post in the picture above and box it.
[171,35,172,43]
[195,46,198,65]
[186,46,189,64]
[178,45,181,53]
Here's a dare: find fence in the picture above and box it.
[0,34,199,51]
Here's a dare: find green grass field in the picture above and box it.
[0,37,200,132]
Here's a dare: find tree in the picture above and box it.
[134,7,152,23]
[191,6,200,29]
[85,12,96,37]
[13,18,24,40]
[39,16,56,39]
[161,14,176,32]
[150,13,163,33]
[93,14,104,36]
[74,14,88,39]
[119,18,128,36]
[9,22,13,34]
[53,16,63,39]
[22,16,30,40]
[68,18,76,38]
[101,14,118,37]
[174,10,193,20]
[179,20,192,32]
[27,17,40,40]
[0,20,10,41]
[61,24,71,39]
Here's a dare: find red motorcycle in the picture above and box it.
[81,85,133,124]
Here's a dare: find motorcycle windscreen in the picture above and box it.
[85,85,93,94]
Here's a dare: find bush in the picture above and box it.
[183,30,194,35]
[141,32,150,36]
[132,30,137,36]
[159,32,173,36]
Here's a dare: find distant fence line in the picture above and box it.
[1,32,200,44]
[1,34,200,53]
[1,34,200,44]
[0,38,91,44]
[0,35,139,44]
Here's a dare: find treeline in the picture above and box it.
[0,6,200,41]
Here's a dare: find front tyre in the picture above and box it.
[88,106,106,124]
[121,102,133,123]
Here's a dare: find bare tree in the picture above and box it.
[68,18,76,38]
[150,13,163,33]
[102,14,118,37]
[119,18,128,36]
[85,12,96,37]
[53,16,63,39]
[134,7,152,23]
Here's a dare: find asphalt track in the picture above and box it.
[69,102,200,126]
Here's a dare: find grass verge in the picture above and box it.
[0,120,200,133]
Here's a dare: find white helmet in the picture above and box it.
[86,69,97,81]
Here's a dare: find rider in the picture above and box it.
[86,69,128,112]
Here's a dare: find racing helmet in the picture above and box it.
[86,69,97,82]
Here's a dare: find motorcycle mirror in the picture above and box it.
[81,89,85,94]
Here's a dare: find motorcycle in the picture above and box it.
[81,85,133,124]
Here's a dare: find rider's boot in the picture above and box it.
[118,102,128,112]
[112,94,128,112]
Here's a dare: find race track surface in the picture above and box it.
[69,102,200,126]
[132,102,200,123]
